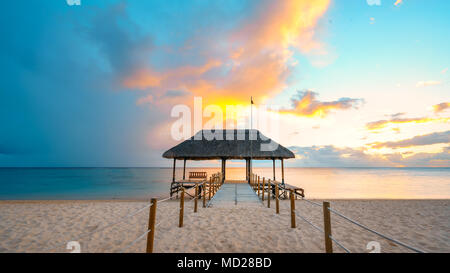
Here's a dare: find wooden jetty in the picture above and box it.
[209,183,261,208]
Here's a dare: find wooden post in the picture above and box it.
[208,177,212,200]
[290,189,296,228]
[202,181,206,208]
[248,160,251,184]
[257,176,260,197]
[323,202,333,253]
[281,159,285,185]
[222,159,226,184]
[275,184,279,214]
[273,158,276,181]
[245,159,248,182]
[194,184,198,213]
[179,188,185,228]
[267,179,271,208]
[146,198,157,253]
[182,159,186,180]
[172,158,176,182]
[256,176,261,198]
[262,178,265,201]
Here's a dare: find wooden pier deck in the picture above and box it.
[209,183,262,208]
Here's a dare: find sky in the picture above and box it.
[0,0,449,167]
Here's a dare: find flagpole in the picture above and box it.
[250,96,253,184]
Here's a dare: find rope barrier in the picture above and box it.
[79,203,151,238]
[328,207,425,253]
[329,235,351,253]
[158,195,178,203]
[119,189,202,253]
[302,198,322,208]
[295,211,324,233]
[252,174,425,253]
[119,229,151,253]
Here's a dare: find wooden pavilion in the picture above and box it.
[163,129,300,197]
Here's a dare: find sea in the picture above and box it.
[0,167,449,200]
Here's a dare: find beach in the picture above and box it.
[0,199,448,253]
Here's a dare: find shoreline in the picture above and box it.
[1,198,449,204]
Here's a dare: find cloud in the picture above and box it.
[82,3,154,82]
[279,90,364,117]
[290,145,387,167]
[368,131,450,149]
[442,68,448,74]
[389,112,406,119]
[433,102,450,113]
[136,89,191,106]
[289,144,450,167]
[122,0,331,106]
[366,116,450,130]
[416,81,442,87]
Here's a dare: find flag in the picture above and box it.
[251,96,254,104]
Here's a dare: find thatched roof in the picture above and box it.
[162,129,295,160]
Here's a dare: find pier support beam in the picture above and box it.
[245,159,248,182]
[245,158,252,184]
[249,158,252,184]
[182,159,186,180]
[172,158,176,182]
[221,159,226,184]
[272,158,276,181]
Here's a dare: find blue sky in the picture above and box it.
[1,0,449,167]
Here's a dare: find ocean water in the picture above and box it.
[0,167,449,200]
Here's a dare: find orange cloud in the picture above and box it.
[122,0,331,107]
[366,117,450,131]
[416,81,442,87]
[279,90,363,118]
[233,0,331,54]
[433,102,450,113]
[368,130,450,149]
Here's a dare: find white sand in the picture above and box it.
[0,199,448,253]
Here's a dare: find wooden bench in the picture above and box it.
[189,172,207,181]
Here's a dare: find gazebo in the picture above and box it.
[163,129,296,196]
